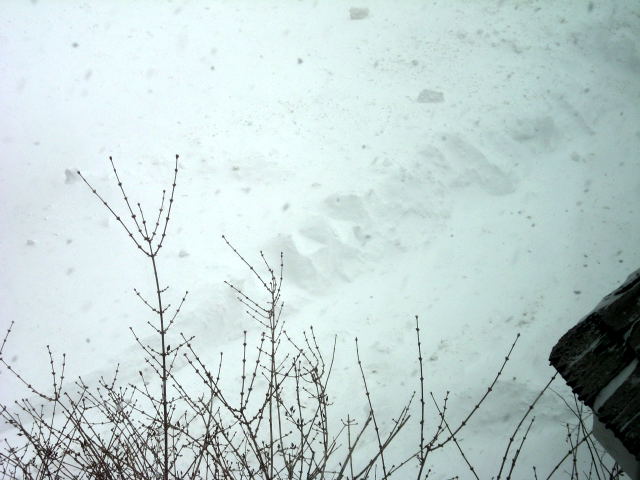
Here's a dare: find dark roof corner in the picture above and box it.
[549,267,640,462]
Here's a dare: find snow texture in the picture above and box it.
[1,0,639,478]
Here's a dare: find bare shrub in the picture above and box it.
[0,156,624,479]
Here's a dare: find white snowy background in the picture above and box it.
[1,0,639,478]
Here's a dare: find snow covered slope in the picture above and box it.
[1,1,639,477]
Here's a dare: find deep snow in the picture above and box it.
[1,1,639,477]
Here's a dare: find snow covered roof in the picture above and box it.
[549,267,640,461]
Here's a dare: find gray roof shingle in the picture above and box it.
[549,267,640,460]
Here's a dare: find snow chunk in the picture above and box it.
[349,7,369,20]
[417,89,444,103]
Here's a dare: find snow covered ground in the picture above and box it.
[1,1,639,477]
